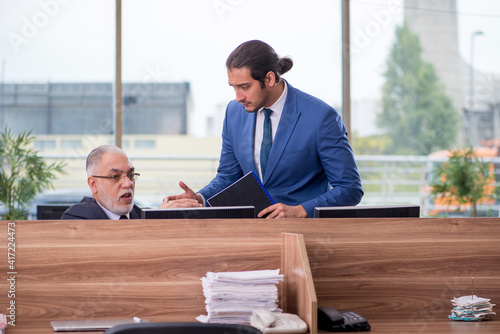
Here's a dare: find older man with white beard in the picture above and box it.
[62,145,200,220]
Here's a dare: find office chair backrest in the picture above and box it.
[104,322,261,334]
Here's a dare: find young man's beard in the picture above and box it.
[244,87,271,113]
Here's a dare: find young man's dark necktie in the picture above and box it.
[260,108,273,178]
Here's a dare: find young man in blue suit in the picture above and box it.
[168,40,363,218]
[62,145,201,220]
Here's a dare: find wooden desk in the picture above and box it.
[1,218,500,333]
[365,319,500,333]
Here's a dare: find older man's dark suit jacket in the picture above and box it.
[61,196,142,220]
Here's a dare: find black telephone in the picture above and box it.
[317,306,371,332]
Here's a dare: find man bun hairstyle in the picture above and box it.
[226,40,293,87]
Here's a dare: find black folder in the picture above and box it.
[207,171,275,218]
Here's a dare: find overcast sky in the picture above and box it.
[1,0,499,136]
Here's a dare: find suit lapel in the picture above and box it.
[263,83,300,183]
[130,205,142,219]
[82,197,109,219]
[90,201,111,219]
[85,197,142,219]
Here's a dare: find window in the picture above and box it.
[2,0,497,214]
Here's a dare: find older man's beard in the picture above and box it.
[101,188,134,216]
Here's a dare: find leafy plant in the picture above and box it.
[0,128,66,220]
[429,147,495,217]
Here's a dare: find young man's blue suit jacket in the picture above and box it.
[198,81,363,217]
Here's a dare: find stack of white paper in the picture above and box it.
[196,269,284,324]
[449,295,496,321]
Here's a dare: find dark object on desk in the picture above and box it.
[318,306,370,332]
[37,204,71,220]
[141,206,255,219]
[314,204,420,218]
[104,322,262,334]
[207,171,274,218]
[51,318,148,331]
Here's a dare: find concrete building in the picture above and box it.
[0,81,191,137]
[405,0,500,147]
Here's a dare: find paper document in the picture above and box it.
[449,295,496,321]
[197,269,284,325]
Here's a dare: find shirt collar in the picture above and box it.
[96,200,129,220]
[259,80,288,116]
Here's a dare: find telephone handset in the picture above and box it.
[317,306,371,332]
[250,309,308,334]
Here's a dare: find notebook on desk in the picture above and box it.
[51,318,148,331]
[207,171,274,218]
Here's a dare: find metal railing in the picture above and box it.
[42,154,500,217]
[355,155,500,217]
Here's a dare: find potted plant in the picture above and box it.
[0,128,66,220]
[429,146,496,217]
